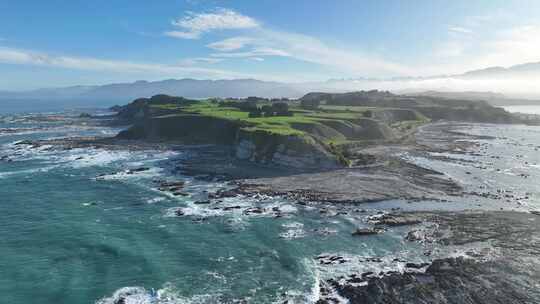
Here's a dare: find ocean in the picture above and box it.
[502,105,540,115]
[1,107,540,303]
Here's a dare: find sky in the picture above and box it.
[2,0,540,90]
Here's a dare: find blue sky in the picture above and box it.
[1,0,540,90]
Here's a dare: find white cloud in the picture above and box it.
[7,8,540,86]
[0,47,242,78]
[166,8,414,77]
[177,57,223,65]
[434,41,466,58]
[166,8,259,39]
[0,46,325,83]
[164,8,429,76]
[208,30,413,76]
[197,9,540,77]
[448,26,473,34]
[207,36,254,51]
[478,25,540,67]
[429,24,540,75]
[211,47,290,59]
[164,31,201,39]
[265,29,414,75]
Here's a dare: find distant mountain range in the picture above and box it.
[2,61,540,107]
[0,79,303,103]
[460,62,540,79]
[404,91,540,106]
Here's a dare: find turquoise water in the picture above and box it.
[2,111,540,303]
[0,112,423,303]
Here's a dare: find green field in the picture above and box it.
[150,101,428,142]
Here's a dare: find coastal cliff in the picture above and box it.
[113,92,518,169]
[119,113,343,169]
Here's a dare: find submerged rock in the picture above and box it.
[352,227,386,236]
[172,191,189,196]
[405,262,429,269]
[126,167,150,174]
[373,214,423,226]
[156,180,186,194]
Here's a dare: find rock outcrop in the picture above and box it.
[234,129,339,169]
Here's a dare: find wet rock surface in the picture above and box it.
[370,213,423,226]
[231,159,462,204]
[231,122,472,204]
[15,122,468,205]
[351,227,386,236]
[317,211,540,304]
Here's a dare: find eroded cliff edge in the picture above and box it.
[112,92,520,171]
[112,94,436,169]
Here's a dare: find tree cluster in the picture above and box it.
[248,102,293,118]
[300,98,321,109]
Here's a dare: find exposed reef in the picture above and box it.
[317,211,540,304]
[233,160,461,203]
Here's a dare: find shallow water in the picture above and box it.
[1,111,539,303]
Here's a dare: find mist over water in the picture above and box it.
[502,105,540,115]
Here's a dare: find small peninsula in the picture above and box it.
[113,90,518,170]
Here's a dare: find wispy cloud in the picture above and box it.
[211,46,290,58]
[167,8,506,77]
[448,26,473,34]
[165,8,259,39]
[208,29,414,76]
[164,30,201,39]
[430,21,540,75]
[166,8,414,76]
[476,25,540,68]
[177,57,223,65]
[6,7,540,85]
[0,47,243,78]
[207,36,254,51]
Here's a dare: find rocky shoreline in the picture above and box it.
[316,211,540,304]
[6,116,540,303]
[11,122,472,204]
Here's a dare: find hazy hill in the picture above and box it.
[461,62,540,79]
[0,79,303,104]
[3,61,540,107]
[409,91,540,106]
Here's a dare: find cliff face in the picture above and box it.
[372,108,423,124]
[117,114,341,169]
[118,114,240,144]
[235,129,339,169]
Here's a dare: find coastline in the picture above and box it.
[18,121,473,204]
[4,111,540,303]
[317,210,540,304]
